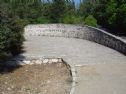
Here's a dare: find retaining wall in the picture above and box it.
[24,24,126,55]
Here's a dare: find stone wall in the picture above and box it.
[24,24,126,55]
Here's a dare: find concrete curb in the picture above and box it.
[70,66,77,94]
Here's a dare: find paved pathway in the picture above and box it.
[22,36,126,66]
[22,36,126,94]
[74,63,126,94]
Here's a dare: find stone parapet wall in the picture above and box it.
[24,24,88,38]
[24,24,126,55]
[85,26,126,55]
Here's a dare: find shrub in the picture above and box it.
[84,15,98,27]
[36,16,50,24]
[61,14,83,24]
[0,1,24,60]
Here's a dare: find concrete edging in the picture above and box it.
[6,58,63,66]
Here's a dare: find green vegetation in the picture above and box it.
[36,16,50,24]
[0,1,24,61]
[84,15,97,27]
[0,0,126,60]
[62,14,83,24]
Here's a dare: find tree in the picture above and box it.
[50,0,66,23]
[0,1,24,59]
[116,1,126,35]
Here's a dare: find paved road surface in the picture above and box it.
[22,36,126,66]
[74,63,126,94]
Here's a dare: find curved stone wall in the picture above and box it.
[24,24,126,55]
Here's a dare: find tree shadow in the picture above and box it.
[0,64,22,74]
[0,55,26,74]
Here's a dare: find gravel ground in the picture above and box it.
[0,63,72,94]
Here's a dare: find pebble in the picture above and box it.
[7,88,11,90]
[43,59,49,63]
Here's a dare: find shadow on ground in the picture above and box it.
[0,54,26,74]
[0,64,22,74]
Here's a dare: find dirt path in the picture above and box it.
[0,63,72,94]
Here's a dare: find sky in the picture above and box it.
[44,0,81,4]
[74,0,80,4]
[74,0,81,8]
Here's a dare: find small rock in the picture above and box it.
[47,80,51,84]
[51,59,58,63]
[48,60,52,64]
[23,61,30,64]
[11,86,14,89]
[4,82,7,84]
[58,59,63,63]
[35,60,42,64]
[43,59,48,63]
[50,73,53,76]
[7,88,11,90]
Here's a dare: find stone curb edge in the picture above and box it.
[5,58,62,66]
